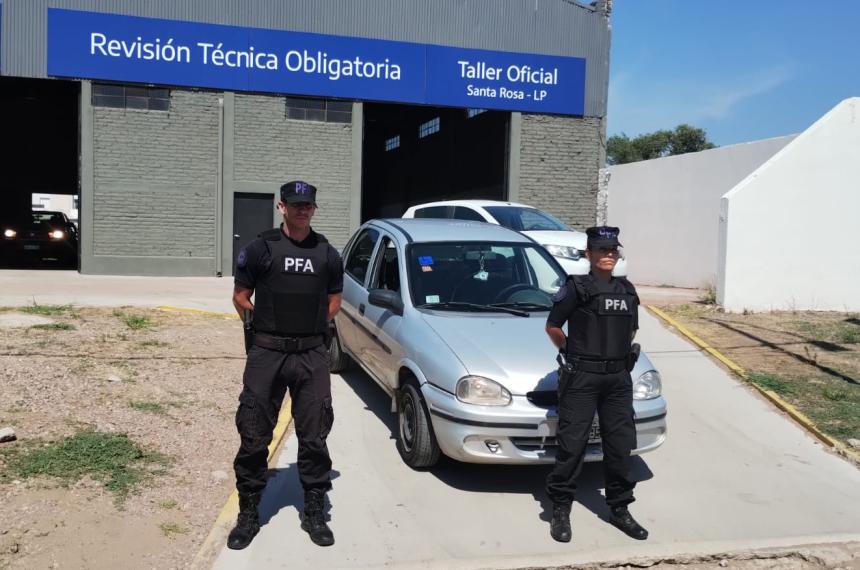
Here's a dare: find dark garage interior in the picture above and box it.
[361,103,510,221]
[0,77,80,269]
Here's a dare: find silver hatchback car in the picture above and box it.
[331,219,667,468]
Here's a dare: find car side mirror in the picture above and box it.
[368,289,404,316]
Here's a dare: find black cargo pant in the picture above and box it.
[233,343,333,495]
[546,367,637,508]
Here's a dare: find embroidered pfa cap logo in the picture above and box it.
[585,225,622,248]
[280,180,318,204]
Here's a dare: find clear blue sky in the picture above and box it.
[607,0,860,146]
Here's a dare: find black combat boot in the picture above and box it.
[301,489,334,546]
[227,492,262,550]
[609,506,648,540]
[550,503,572,543]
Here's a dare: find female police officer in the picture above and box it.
[544,226,648,543]
[228,181,343,549]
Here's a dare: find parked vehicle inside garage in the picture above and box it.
[1,210,78,267]
[330,218,665,468]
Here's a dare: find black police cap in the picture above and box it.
[280,180,317,204]
[586,225,623,248]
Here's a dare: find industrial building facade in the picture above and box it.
[0,0,611,276]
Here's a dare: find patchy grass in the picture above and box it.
[21,303,74,316]
[140,340,170,348]
[4,430,169,503]
[658,304,860,445]
[113,310,153,330]
[129,400,168,415]
[747,372,795,395]
[159,499,178,510]
[30,323,76,331]
[158,521,190,538]
[699,283,717,305]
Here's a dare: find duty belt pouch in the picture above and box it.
[556,353,577,395]
[627,343,641,372]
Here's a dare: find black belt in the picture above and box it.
[567,356,627,374]
[253,332,324,353]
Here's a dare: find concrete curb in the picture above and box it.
[189,399,294,568]
[157,306,238,319]
[647,305,860,464]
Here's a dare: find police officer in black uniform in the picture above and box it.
[227,181,344,550]
[544,226,648,543]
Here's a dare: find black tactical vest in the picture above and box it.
[252,228,330,336]
[565,274,638,360]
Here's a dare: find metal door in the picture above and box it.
[232,193,274,274]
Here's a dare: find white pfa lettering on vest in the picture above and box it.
[284,257,315,273]
[605,298,628,311]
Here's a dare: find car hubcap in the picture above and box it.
[400,394,415,452]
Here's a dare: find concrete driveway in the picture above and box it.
[212,310,860,570]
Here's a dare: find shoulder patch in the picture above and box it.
[552,284,568,303]
[237,247,248,269]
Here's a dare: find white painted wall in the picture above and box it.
[718,98,860,312]
[607,136,794,288]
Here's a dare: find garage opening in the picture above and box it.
[0,77,80,269]
[361,103,510,220]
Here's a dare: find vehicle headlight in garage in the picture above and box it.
[49,230,65,240]
[544,244,583,260]
[3,229,16,238]
[633,370,662,400]
[456,376,512,406]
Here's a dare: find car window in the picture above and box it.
[451,206,486,222]
[369,238,400,293]
[483,206,569,231]
[344,228,380,284]
[412,206,450,219]
[407,242,564,309]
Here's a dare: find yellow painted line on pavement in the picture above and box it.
[647,305,860,464]
[157,305,238,319]
[190,401,293,569]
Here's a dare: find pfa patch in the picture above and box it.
[282,256,317,274]
[597,294,632,315]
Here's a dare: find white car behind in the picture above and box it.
[402,200,628,277]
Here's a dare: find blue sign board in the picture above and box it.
[48,9,586,116]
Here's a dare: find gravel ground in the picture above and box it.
[0,306,245,570]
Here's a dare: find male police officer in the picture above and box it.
[544,226,648,543]
[228,181,343,550]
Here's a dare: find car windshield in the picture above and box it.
[407,241,565,311]
[483,206,570,232]
[31,212,65,227]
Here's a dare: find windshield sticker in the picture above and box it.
[418,256,434,265]
[421,265,433,272]
[425,294,440,304]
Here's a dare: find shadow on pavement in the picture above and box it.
[258,464,342,527]
[334,364,654,526]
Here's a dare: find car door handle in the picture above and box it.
[359,303,366,315]
[233,234,240,239]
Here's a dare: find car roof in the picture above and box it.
[406,199,533,210]
[369,218,534,244]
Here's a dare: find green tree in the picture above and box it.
[606,124,717,165]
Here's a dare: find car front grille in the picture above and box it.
[511,437,603,454]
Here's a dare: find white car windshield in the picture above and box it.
[483,206,571,232]
[407,242,565,311]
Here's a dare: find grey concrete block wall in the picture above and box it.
[233,94,353,249]
[518,114,602,230]
[92,89,219,263]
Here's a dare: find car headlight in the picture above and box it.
[456,376,512,406]
[3,229,16,238]
[633,370,662,400]
[544,244,583,260]
[50,230,65,239]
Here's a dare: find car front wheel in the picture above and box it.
[397,381,441,468]
[328,325,351,373]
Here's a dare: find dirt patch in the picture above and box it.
[0,306,246,570]
[656,304,860,447]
